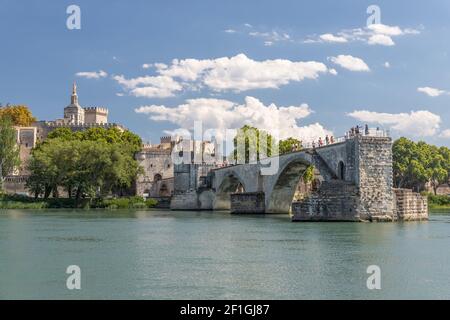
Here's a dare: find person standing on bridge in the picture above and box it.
[365,124,369,135]
[325,135,329,145]
[318,137,323,147]
[330,135,334,144]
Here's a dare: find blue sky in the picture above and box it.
[1,0,450,146]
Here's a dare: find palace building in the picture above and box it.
[34,83,125,141]
[3,83,126,195]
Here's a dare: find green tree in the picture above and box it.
[0,105,36,126]
[279,137,302,155]
[393,137,450,193]
[46,127,77,141]
[0,117,20,191]
[27,138,142,200]
[233,125,275,163]
[302,165,315,183]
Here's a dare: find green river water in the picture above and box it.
[0,209,449,299]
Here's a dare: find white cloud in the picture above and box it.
[384,61,390,68]
[114,54,331,98]
[75,70,108,79]
[248,30,292,45]
[135,96,332,142]
[440,129,450,138]
[142,63,151,69]
[347,110,441,137]
[319,33,348,43]
[367,24,403,36]
[306,23,420,46]
[156,53,329,92]
[224,29,236,33]
[113,75,182,98]
[329,55,370,72]
[368,34,395,46]
[417,86,447,97]
[329,68,338,75]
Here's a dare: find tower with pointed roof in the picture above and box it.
[64,82,85,124]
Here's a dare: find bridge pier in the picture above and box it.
[230,192,265,214]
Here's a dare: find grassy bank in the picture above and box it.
[0,194,158,210]
[426,194,450,210]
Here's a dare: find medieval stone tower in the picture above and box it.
[84,107,108,125]
[63,82,109,125]
[64,82,85,125]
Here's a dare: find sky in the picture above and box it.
[1,0,450,146]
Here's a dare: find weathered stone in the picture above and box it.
[393,188,428,221]
[231,192,265,214]
[172,135,429,222]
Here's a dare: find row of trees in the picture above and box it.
[27,127,143,200]
[393,137,450,194]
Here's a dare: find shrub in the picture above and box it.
[145,198,158,208]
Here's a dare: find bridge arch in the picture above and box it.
[213,171,246,210]
[266,158,320,214]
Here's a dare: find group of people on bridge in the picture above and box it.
[312,134,335,149]
[347,124,370,138]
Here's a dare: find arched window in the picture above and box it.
[154,174,162,182]
[338,161,345,180]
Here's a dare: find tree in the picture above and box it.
[0,105,36,126]
[47,127,77,141]
[0,117,20,192]
[45,127,142,154]
[27,137,142,200]
[233,125,275,163]
[302,165,315,183]
[279,137,302,155]
[392,137,450,193]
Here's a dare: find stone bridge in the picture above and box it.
[211,135,394,221]
[170,135,427,221]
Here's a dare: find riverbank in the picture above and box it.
[0,194,158,209]
[2,193,449,211]
[427,194,450,210]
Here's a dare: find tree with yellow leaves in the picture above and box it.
[0,104,36,127]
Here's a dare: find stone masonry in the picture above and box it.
[173,134,428,222]
[393,188,428,221]
[230,192,265,214]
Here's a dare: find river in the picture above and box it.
[0,209,449,299]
